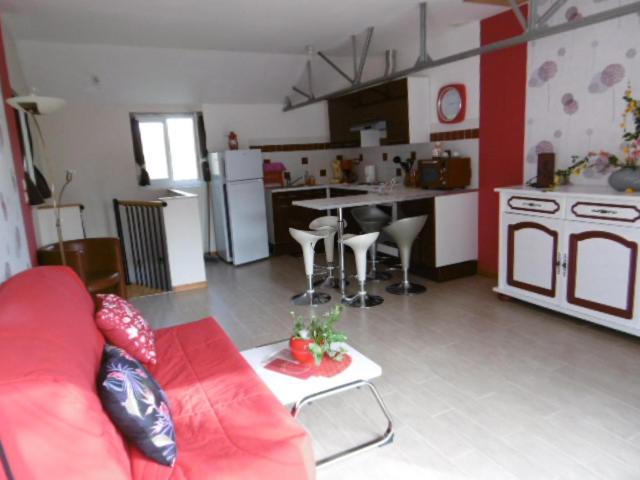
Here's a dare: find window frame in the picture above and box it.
[132,112,202,185]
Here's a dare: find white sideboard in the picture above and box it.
[495,185,640,336]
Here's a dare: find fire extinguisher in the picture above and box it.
[228,131,239,150]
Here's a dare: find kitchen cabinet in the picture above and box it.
[271,188,328,255]
[502,214,561,303]
[398,191,478,282]
[496,186,640,336]
[268,186,477,282]
[563,222,639,322]
[328,77,430,147]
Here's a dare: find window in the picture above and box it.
[132,113,202,182]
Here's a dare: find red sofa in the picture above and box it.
[0,267,315,480]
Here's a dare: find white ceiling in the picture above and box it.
[1,0,506,105]
[1,0,505,54]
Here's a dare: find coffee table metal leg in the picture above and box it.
[290,379,394,468]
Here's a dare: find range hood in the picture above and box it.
[349,120,387,147]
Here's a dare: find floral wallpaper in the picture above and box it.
[524,0,640,184]
[0,75,30,283]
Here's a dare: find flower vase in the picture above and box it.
[608,167,640,192]
[289,337,319,365]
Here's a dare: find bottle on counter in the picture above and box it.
[228,131,239,150]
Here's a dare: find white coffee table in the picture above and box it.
[241,341,394,467]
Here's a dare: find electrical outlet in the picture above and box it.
[319,169,327,177]
[301,157,309,165]
[383,153,388,161]
[396,168,402,176]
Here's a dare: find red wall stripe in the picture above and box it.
[478,7,528,275]
[0,20,37,264]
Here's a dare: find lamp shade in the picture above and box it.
[6,93,65,115]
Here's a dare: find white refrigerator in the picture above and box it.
[208,149,270,265]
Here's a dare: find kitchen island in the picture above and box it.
[266,183,478,282]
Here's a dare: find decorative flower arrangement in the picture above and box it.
[558,85,640,187]
[290,305,347,366]
[620,85,640,165]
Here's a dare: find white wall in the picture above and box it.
[426,21,480,133]
[37,100,335,251]
[202,102,329,152]
[2,22,27,93]
[524,1,640,184]
[14,39,309,106]
[37,102,202,239]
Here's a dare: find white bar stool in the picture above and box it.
[289,228,332,306]
[383,215,428,295]
[341,232,384,308]
[351,206,392,281]
[309,216,345,289]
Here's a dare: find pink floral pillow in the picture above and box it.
[95,294,157,365]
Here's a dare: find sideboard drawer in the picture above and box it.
[505,195,563,217]
[568,200,640,224]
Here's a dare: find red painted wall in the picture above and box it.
[478,8,528,275]
[0,20,37,264]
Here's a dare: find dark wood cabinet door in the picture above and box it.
[396,198,435,272]
[328,78,409,147]
[272,189,327,255]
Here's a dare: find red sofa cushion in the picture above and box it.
[96,294,158,365]
[0,267,131,479]
[130,318,315,480]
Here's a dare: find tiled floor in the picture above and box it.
[133,256,640,479]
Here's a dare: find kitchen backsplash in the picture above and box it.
[261,139,479,188]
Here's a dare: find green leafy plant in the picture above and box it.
[291,305,347,365]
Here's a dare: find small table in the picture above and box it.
[241,341,394,467]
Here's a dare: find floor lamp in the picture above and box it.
[6,91,67,263]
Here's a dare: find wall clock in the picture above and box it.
[437,84,466,124]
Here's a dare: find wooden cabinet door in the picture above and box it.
[502,214,561,301]
[563,223,640,321]
[272,189,327,255]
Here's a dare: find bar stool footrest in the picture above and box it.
[386,282,426,295]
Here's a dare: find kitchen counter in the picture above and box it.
[292,186,477,210]
[266,184,330,193]
[267,183,478,282]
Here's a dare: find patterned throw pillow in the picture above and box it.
[98,344,177,467]
[96,294,157,365]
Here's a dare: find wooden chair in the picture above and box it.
[37,238,126,298]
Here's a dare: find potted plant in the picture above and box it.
[607,85,640,191]
[290,305,347,366]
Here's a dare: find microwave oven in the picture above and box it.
[417,157,471,190]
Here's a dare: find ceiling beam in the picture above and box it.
[284,1,640,112]
[508,0,528,31]
[355,27,374,84]
[317,51,355,84]
[537,0,568,27]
